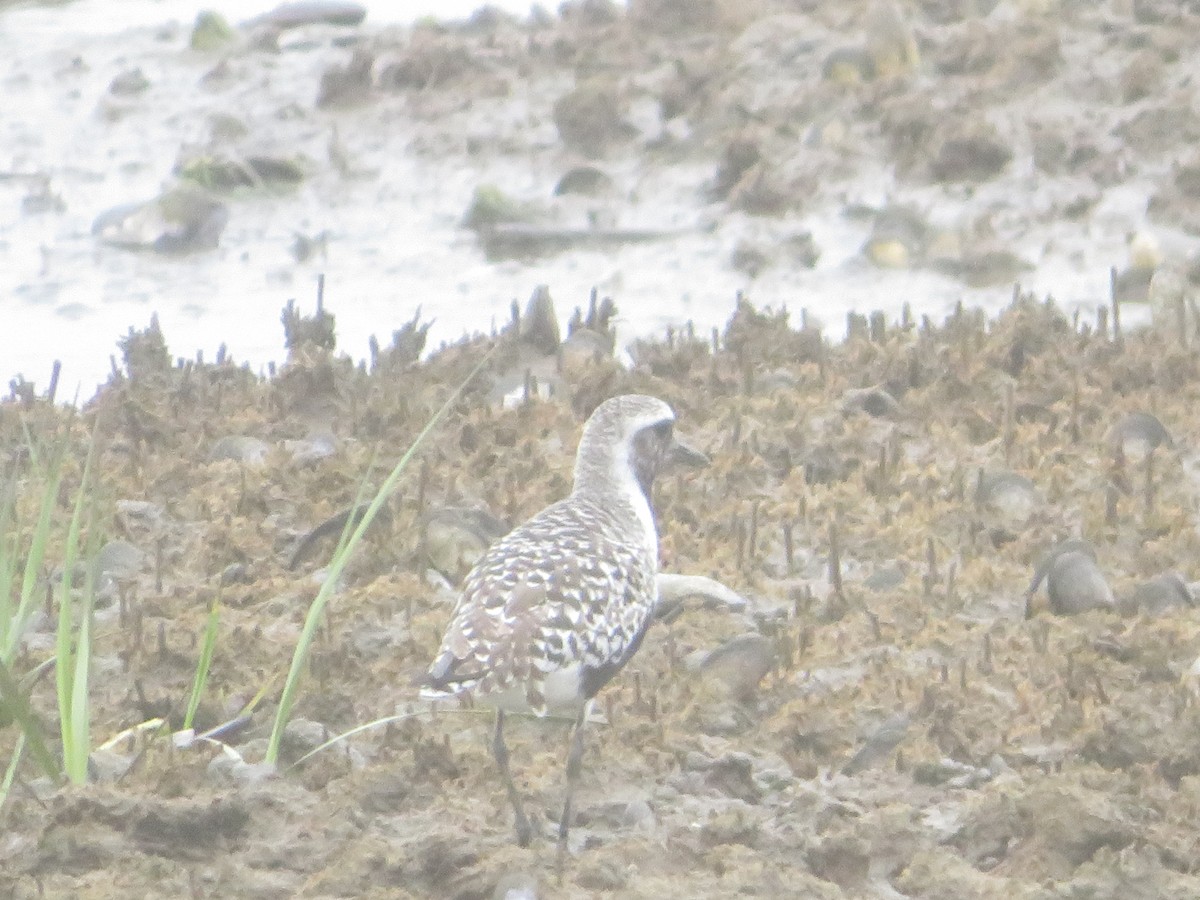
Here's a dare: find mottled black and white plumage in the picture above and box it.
[425,394,703,716]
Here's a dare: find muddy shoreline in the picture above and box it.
[3,287,1200,897]
[6,0,1200,896]
[6,0,1199,391]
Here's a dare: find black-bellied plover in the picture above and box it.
[424,394,707,865]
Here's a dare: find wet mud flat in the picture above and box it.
[4,288,1200,898]
[11,0,1200,384]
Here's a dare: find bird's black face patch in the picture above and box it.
[630,420,674,500]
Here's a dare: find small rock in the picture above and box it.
[116,499,167,522]
[731,240,771,278]
[220,562,251,585]
[841,386,900,418]
[554,166,613,196]
[462,184,535,231]
[247,1,366,29]
[552,79,635,156]
[210,435,271,464]
[1107,411,1173,461]
[1126,572,1193,616]
[930,128,1012,182]
[1027,540,1115,617]
[109,68,149,96]
[841,712,911,775]
[694,633,775,702]
[88,747,135,782]
[92,185,229,254]
[94,539,146,581]
[493,871,538,900]
[207,753,278,786]
[285,431,337,464]
[863,205,928,269]
[975,470,1040,541]
[190,10,237,52]
[823,46,874,84]
[281,718,329,760]
[864,1,920,79]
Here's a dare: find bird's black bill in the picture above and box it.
[669,436,709,468]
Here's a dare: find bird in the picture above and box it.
[422,394,707,868]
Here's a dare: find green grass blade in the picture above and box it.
[10,446,66,662]
[0,427,69,664]
[265,346,494,765]
[54,557,76,780]
[57,426,99,785]
[184,595,220,731]
[0,657,61,783]
[0,731,26,817]
[286,712,419,771]
[0,476,18,648]
[65,559,95,784]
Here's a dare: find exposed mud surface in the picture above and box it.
[7,0,1200,897]
[4,288,1200,898]
[6,0,1200,388]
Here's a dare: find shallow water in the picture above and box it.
[0,0,1186,399]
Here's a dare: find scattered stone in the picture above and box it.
[462,184,536,232]
[552,79,635,156]
[88,747,136,783]
[190,10,237,52]
[281,718,329,760]
[246,1,366,30]
[731,240,771,278]
[109,68,149,96]
[115,500,167,522]
[692,633,775,702]
[93,539,146,582]
[1107,411,1173,460]
[1125,572,1193,617]
[863,205,929,269]
[841,386,900,418]
[1027,540,1116,617]
[823,46,874,84]
[864,0,920,79]
[207,752,278,786]
[930,127,1012,182]
[285,431,337,464]
[210,435,271,464]
[975,470,1040,542]
[493,871,539,900]
[554,166,614,196]
[220,562,252,585]
[92,185,229,254]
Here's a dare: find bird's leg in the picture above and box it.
[493,709,532,847]
[556,704,588,877]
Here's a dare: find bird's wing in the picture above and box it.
[426,501,652,706]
